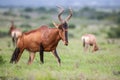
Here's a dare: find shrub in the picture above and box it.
[20,24,32,30]
[40,16,48,20]
[48,23,76,29]
[24,7,34,12]
[20,14,31,19]
[0,31,8,37]
[69,33,74,38]
[107,26,120,38]
[3,11,17,17]
[69,23,76,29]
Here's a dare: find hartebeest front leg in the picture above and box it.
[13,34,17,46]
[92,44,96,52]
[84,44,89,52]
[52,49,61,66]
[28,52,35,65]
[12,37,15,46]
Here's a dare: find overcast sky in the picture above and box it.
[0,0,120,7]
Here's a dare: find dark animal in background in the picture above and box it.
[81,34,99,52]
[10,6,72,65]
[9,21,22,46]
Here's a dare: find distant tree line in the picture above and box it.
[1,6,120,38]
[2,6,120,21]
[23,7,57,13]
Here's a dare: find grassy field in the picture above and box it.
[0,36,120,80]
[0,7,120,80]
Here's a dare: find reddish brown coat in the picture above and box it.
[10,7,72,65]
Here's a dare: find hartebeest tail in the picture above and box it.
[10,48,20,63]
[81,34,99,52]
[9,21,22,46]
[10,6,72,65]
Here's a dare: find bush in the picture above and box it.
[20,14,31,19]
[3,11,17,17]
[40,16,48,20]
[68,33,74,38]
[24,7,34,12]
[36,7,47,12]
[107,26,120,38]
[20,24,32,30]
[0,31,8,37]
[69,23,76,29]
[48,23,76,29]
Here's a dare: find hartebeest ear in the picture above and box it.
[52,21,60,28]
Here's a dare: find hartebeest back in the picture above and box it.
[81,34,99,52]
[10,7,72,65]
[9,21,22,46]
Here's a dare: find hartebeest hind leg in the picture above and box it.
[15,48,24,63]
[28,52,35,65]
[52,49,61,65]
[39,44,44,64]
[10,47,20,63]
[10,48,24,63]
[40,51,44,64]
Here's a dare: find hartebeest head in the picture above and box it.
[9,21,22,47]
[9,21,16,34]
[53,6,72,46]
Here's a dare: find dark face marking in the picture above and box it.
[60,22,68,46]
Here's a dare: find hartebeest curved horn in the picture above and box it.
[9,20,14,28]
[57,6,64,23]
[65,8,72,22]
[11,20,14,25]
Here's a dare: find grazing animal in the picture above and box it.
[81,34,99,52]
[9,21,22,46]
[10,7,72,65]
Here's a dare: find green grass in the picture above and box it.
[0,37,120,80]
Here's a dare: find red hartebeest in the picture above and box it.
[10,7,72,65]
[81,34,99,52]
[9,21,22,46]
